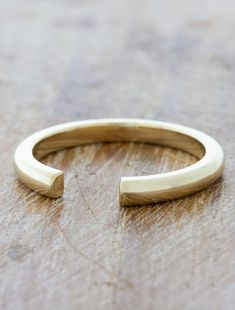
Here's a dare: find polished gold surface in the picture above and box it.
[14,119,224,206]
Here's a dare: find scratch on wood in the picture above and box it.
[57,225,133,289]
[7,244,32,261]
[73,168,97,220]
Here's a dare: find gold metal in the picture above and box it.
[14,119,224,206]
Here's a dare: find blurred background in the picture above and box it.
[1,1,235,127]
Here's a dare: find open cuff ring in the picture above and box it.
[14,119,224,206]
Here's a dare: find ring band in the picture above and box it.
[14,119,224,206]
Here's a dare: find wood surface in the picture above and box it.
[0,0,234,309]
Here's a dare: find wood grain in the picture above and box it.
[0,0,234,309]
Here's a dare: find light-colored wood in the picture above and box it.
[14,119,224,205]
[0,0,235,309]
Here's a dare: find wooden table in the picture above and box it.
[1,1,234,309]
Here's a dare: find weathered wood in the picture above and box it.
[0,0,234,309]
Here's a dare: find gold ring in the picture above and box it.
[14,119,224,206]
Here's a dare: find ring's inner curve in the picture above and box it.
[33,125,206,161]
